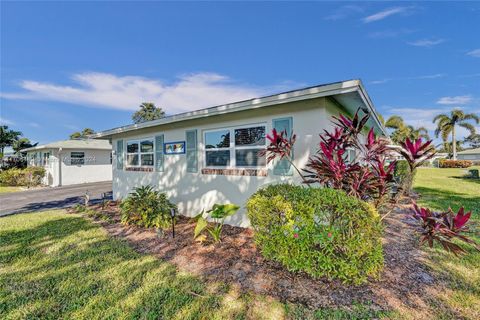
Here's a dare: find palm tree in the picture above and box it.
[433,109,479,160]
[0,125,22,156]
[132,102,165,124]
[385,115,430,144]
[12,138,37,154]
[70,128,95,140]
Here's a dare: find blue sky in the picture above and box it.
[1,1,479,146]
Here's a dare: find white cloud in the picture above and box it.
[0,117,15,125]
[29,122,40,128]
[1,72,277,114]
[324,5,364,21]
[407,38,445,47]
[436,95,473,105]
[466,48,480,58]
[363,7,408,23]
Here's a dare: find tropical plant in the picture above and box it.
[433,109,479,160]
[385,115,430,144]
[464,133,480,149]
[410,203,479,255]
[12,138,37,154]
[120,185,177,229]
[193,203,240,243]
[132,102,165,124]
[0,125,22,156]
[303,110,397,206]
[70,128,95,140]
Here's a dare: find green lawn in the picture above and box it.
[0,185,22,194]
[0,210,392,320]
[414,166,480,319]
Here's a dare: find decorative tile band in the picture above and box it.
[201,168,267,177]
[126,167,154,172]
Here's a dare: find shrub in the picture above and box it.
[194,203,240,242]
[468,169,479,179]
[438,159,472,168]
[247,184,383,284]
[394,160,415,193]
[0,167,45,187]
[120,185,177,229]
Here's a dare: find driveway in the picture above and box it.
[0,181,112,217]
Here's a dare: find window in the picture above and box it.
[204,125,266,168]
[126,138,154,167]
[43,152,50,166]
[71,152,85,165]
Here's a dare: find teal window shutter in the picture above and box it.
[155,134,164,172]
[186,130,198,173]
[272,117,293,176]
[116,140,124,170]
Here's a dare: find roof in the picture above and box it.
[90,79,387,139]
[21,139,111,152]
[458,148,480,155]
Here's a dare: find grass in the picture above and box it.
[0,185,22,194]
[0,210,394,320]
[414,166,480,319]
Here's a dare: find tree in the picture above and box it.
[0,125,22,156]
[464,133,480,149]
[12,138,37,154]
[132,102,165,124]
[433,110,479,160]
[70,128,95,140]
[385,115,430,144]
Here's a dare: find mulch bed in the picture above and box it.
[68,199,442,314]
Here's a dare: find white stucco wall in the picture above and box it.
[27,148,112,186]
[457,154,480,160]
[111,97,353,227]
[59,149,112,186]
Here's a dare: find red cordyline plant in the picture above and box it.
[304,109,397,205]
[398,138,436,171]
[411,203,479,255]
[260,128,308,183]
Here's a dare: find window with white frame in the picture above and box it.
[204,124,266,168]
[126,138,154,167]
[71,152,85,165]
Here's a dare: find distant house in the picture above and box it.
[22,139,112,186]
[457,148,480,161]
[91,80,386,227]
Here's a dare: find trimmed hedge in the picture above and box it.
[439,159,472,168]
[246,184,383,284]
[0,167,46,187]
[394,160,415,194]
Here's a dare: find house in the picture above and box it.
[21,139,112,187]
[457,148,480,161]
[91,80,386,227]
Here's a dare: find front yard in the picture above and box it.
[0,166,478,319]
[413,166,480,319]
[0,210,392,320]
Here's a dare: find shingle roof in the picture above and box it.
[20,139,111,152]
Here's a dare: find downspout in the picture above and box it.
[58,147,62,186]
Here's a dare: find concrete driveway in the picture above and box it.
[0,181,112,217]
